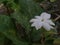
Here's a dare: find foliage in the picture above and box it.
[0,0,60,45]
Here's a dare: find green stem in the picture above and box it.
[41,28,45,45]
[41,33,45,45]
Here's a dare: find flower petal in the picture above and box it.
[35,23,42,30]
[35,16,40,19]
[31,23,36,27]
[35,16,42,21]
[42,22,53,31]
[31,22,42,30]
[40,12,51,19]
[47,20,55,26]
[30,19,37,22]
[44,20,55,26]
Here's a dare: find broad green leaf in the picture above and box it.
[3,29,28,45]
[0,15,14,32]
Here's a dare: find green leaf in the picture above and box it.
[0,15,14,32]
[3,29,28,45]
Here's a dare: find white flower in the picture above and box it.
[30,12,55,31]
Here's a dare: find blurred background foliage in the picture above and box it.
[0,0,60,45]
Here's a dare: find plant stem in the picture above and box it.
[41,28,45,45]
[41,33,45,45]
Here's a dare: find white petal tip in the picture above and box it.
[36,28,39,30]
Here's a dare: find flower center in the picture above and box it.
[41,19,44,22]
